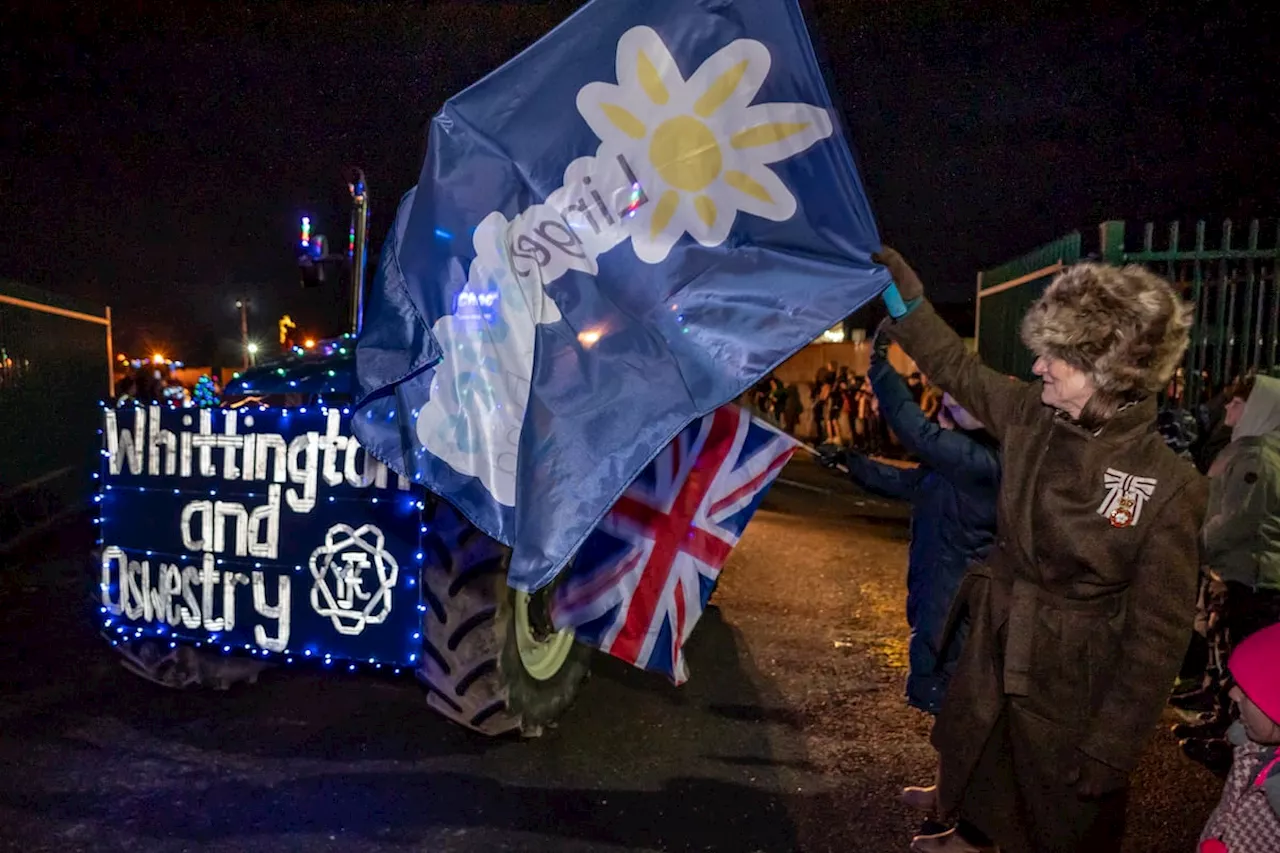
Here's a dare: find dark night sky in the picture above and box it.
[3,0,1276,365]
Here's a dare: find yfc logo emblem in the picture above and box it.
[309,524,400,635]
[578,26,834,263]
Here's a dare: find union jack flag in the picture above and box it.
[550,406,796,684]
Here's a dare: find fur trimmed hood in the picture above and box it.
[1020,263,1192,418]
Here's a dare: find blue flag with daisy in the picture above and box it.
[353,0,889,591]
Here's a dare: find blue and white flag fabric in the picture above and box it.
[353,0,889,592]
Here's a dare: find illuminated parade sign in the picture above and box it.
[96,405,424,666]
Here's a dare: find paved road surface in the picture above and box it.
[0,458,1220,851]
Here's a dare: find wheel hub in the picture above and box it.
[513,589,576,681]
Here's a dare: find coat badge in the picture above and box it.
[1096,468,1157,528]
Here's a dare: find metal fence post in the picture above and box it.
[1099,220,1126,264]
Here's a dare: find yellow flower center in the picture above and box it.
[649,116,722,192]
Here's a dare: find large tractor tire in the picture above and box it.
[417,500,591,737]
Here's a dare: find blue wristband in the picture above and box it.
[883,282,909,318]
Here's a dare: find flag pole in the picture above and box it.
[739,405,850,474]
[793,440,850,474]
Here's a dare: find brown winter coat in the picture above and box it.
[888,302,1207,853]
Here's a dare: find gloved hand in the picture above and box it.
[816,444,845,470]
[872,246,925,303]
[1066,752,1128,800]
[871,317,893,362]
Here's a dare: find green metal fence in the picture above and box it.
[0,281,113,553]
[974,232,1082,380]
[1101,219,1280,407]
[976,219,1280,410]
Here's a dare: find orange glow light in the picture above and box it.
[304,338,316,349]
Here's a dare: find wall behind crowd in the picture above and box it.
[772,339,976,387]
[761,338,975,442]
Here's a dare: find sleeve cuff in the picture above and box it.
[883,283,922,318]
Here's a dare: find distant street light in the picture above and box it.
[304,338,316,349]
[152,353,165,364]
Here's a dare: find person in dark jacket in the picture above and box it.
[821,327,1002,847]
[782,384,803,435]
[825,326,1001,714]
[1196,389,1235,475]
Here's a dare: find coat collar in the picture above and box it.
[1051,395,1157,442]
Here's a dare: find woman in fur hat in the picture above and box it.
[874,248,1208,853]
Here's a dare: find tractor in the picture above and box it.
[96,170,591,736]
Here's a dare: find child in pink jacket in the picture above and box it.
[1199,622,1280,852]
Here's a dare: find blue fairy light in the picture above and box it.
[95,401,425,674]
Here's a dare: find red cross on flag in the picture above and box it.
[550,405,796,683]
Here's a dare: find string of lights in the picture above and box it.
[95,401,431,671]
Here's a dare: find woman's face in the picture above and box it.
[1032,355,1097,419]
[1230,685,1280,744]
[1224,395,1247,428]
